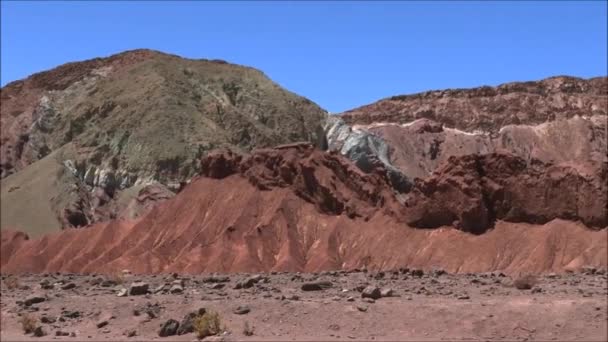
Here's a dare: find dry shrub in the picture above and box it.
[194,310,222,339]
[243,321,254,336]
[19,313,37,334]
[513,274,537,290]
[3,276,20,290]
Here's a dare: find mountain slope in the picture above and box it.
[0,49,328,235]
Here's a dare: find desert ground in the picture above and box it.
[1,268,606,341]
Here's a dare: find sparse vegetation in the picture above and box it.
[3,276,20,290]
[19,313,38,334]
[193,310,222,339]
[513,274,537,290]
[243,321,255,336]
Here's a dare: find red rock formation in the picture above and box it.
[404,153,607,234]
[1,146,605,275]
[342,76,607,132]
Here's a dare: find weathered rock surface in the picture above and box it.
[404,153,607,233]
[1,145,605,275]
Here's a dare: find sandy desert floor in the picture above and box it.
[1,269,606,341]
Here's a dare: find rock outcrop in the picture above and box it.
[1,145,606,275]
[404,154,607,234]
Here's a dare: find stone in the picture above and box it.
[158,319,180,337]
[380,288,394,297]
[40,315,57,324]
[169,284,183,294]
[128,282,149,296]
[33,326,46,337]
[24,295,46,306]
[55,331,70,337]
[96,320,109,328]
[61,282,77,290]
[301,281,333,291]
[361,286,381,300]
[153,284,166,293]
[233,305,251,315]
[117,288,128,297]
[356,305,368,312]
[176,308,205,335]
[362,298,375,304]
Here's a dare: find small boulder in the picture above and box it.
[128,282,149,296]
[40,316,57,324]
[233,305,251,315]
[33,326,46,337]
[169,284,183,294]
[176,309,205,335]
[158,319,179,337]
[24,295,46,306]
[116,288,128,297]
[361,286,381,300]
[301,281,333,291]
[61,283,76,290]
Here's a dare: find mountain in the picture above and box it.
[0,49,328,235]
[327,76,607,181]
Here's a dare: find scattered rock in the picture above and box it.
[153,284,166,293]
[33,326,46,337]
[169,284,183,294]
[62,310,80,319]
[361,286,381,300]
[96,320,109,329]
[61,282,76,290]
[158,319,180,337]
[203,276,230,283]
[128,282,149,296]
[176,308,206,335]
[233,305,251,315]
[117,288,128,297]
[301,281,333,291]
[24,295,46,306]
[40,316,56,324]
[356,305,368,312]
[55,331,70,337]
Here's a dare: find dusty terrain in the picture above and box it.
[1,269,606,341]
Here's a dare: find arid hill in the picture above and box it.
[0,49,327,235]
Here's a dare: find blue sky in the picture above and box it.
[1,1,606,112]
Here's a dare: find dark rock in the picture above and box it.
[96,320,109,328]
[24,295,46,306]
[411,269,424,277]
[202,276,230,283]
[62,311,80,319]
[158,319,180,337]
[301,281,333,291]
[40,315,56,324]
[61,282,77,290]
[177,308,205,335]
[361,286,381,300]
[55,331,70,336]
[33,326,46,337]
[128,282,149,296]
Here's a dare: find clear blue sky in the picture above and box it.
[1,1,606,112]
